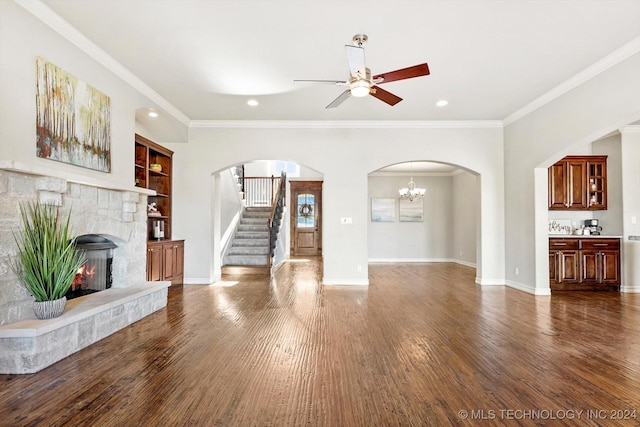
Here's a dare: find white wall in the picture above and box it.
[167,124,504,286]
[243,162,270,176]
[452,171,478,266]
[621,126,640,292]
[504,52,640,294]
[367,170,477,265]
[593,135,623,235]
[368,174,453,261]
[0,1,187,189]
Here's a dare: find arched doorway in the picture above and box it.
[368,161,480,271]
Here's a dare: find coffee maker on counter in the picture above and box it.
[584,219,602,235]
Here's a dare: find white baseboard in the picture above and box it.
[621,285,640,293]
[505,280,551,296]
[183,277,217,285]
[475,277,505,286]
[368,258,453,263]
[323,278,369,286]
[453,259,477,268]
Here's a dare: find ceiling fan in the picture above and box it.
[294,34,430,108]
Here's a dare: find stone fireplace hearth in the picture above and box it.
[0,162,169,374]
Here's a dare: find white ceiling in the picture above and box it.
[41,0,640,123]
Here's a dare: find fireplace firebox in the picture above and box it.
[66,235,117,300]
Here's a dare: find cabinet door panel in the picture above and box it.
[147,245,162,281]
[549,252,558,283]
[175,242,184,278]
[559,251,579,283]
[601,251,620,284]
[587,159,607,210]
[567,161,587,209]
[581,251,598,283]
[549,163,568,209]
[163,244,175,281]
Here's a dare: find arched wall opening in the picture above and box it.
[367,160,481,277]
[533,118,640,293]
[168,124,504,287]
[208,159,325,281]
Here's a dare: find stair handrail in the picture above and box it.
[243,175,282,207]
[268,171,286,269]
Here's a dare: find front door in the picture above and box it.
[290,181,322,256]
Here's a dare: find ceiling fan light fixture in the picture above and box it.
[295,34,430,108]
[350,79,370,97]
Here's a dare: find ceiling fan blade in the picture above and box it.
[370,86,402,106]
[326,90,351,109]
[373,63,430,84]
[294,79,348,85]
[345,45,366,78]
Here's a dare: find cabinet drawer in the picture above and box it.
[581,239,620,251]
[549,239,579,250]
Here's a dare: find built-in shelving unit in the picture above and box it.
[134,134,184,285]
[134,134,173,240]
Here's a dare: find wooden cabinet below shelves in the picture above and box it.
[147,240,184,285]
[548,155,607,210]
[549,239,579,284]
[549,238,620,291]
[580,239,620,286]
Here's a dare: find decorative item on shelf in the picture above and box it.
[153,220,165,240]
[149,163,162,172]
[147,202,162,217]
[398,162,425,202]
[9,201,86,319]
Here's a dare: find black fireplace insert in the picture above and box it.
[66,235,117,300]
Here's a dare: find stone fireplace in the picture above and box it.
[0,163,170,374]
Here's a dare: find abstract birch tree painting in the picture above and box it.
[36,57,111,172]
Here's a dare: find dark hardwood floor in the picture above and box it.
[1,259,639,426]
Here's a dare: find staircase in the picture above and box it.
[222,207,272,275]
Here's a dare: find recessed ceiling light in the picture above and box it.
[436,100,448,107]
[148,111,158,118]
[247,99,259,106]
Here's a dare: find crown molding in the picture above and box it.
[21,0,635,132]
[620,125,640,134]
[503,36,640,127]
[189,120,503,129]
[17,0,191,126]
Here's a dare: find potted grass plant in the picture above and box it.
[10,201,85,319]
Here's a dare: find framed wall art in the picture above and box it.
[371,197,396,222]
[399,198,424,222]
[36,57,111,172]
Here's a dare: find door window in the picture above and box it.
[297,194,315,227]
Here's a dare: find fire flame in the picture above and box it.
[72,264,96,288]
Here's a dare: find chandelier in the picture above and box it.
[399,163,425,201]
